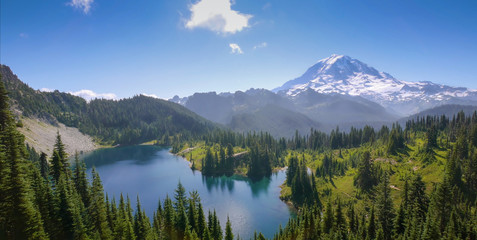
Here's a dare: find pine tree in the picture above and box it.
[354,151,376,192]
[39,152,49,180]
[73,153,90,208]
[197,202,206,238]
[134,197,152,240]
[0,80,47,239]
[225,216,234,240]
[322,201,333,234]
[367,207,376,240]
[335,199,346,233]
[430,178,451,233]
[375,172,394,240]
[163,195,175,239]
[174,181,188,211]
[409,174,429,220]
[50,132,69,182]
[187,198,198,233]
[56,174,88,239]
[393,203,406,237]
[89,168,112,239]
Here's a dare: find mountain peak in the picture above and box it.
[273,54,387,93]
[320,54,348,64]
[273,55,477,115]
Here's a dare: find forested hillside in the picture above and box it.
[1,65,217,145]
[0,80,237,239]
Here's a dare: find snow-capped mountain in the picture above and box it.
[274,54,477,115]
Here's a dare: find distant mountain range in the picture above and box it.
[4,53,477,140]
[171,88,396,137]
[172,54,477,137]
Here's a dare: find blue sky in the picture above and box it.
[1,0,477,100]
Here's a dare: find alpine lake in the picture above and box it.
[81,145,295,239]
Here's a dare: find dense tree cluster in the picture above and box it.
[286,157,320,206]
[201,146,235,176]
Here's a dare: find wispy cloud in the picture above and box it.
[229,43,243,54]
[253,42,268,50]
[185,0,252,34]
[40,88,54,92]
[19,33,29,38]
[69,89,117,101]
[68,0,94,14]
[141,93,163,99]
[262,2,271,10]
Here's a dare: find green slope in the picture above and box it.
[1,64,218,145]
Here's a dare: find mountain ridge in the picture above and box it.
[0,64,218,146]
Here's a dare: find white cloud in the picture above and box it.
[40,88,54,92]
[253,42,268,50]
[141,93,163,99]
[68,0,94,14]
[229,43,243,54]
[185,0,252,34]
[19,33,29,38]
[69,90,117,101]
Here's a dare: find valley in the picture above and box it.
[1,56,477,239]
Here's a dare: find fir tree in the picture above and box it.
[375,172,395,240]
[39,152,49,180]
[0,81,47,239]
[89,168,112,239]
[225,216,234,240]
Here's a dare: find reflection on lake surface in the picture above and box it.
[82,145,293,239]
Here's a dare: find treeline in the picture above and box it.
[1,65,216,145]
[201,145,236,177]
[180,131,286,179]
[0,81,236,239]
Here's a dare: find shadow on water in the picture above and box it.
[202,175,236,193]
[201,173,276,198]
[81,145,164,168]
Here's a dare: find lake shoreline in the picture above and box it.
[84,145,294,239]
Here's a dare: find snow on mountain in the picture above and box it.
[274,54,477,115]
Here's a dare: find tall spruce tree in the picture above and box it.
[0,80,47,239]
[375,172,395,240]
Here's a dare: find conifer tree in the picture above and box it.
[74,153,90,208]
[225,216,234,240]
[89,168,112,239]
[375,172,394,240]
[197,202,207,238]
[322,201,333,234]
[0,81,47,239]
[39,152,49,180]
[367,207,376,240]
[354,151,376,192]
[409,174,429,220]
[174,181,188,210]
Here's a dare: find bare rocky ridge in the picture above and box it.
[17,117,98,157]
